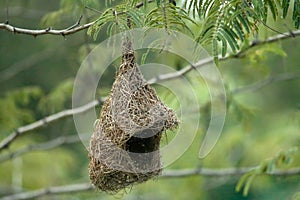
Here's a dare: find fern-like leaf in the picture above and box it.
[187,0,297,60]
[196,1,252,61]
[145,2,195,34]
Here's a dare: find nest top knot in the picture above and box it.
[121,37,134,60]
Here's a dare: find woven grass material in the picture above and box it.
[89,39,179,193]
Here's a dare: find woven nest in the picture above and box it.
[89,39,179,193]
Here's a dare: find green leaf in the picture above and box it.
[0,87,43,134]
[292,192,300,200]
[242,173,256,196]
[145,4,194,34]
[237,13,251,33]
[156,0,161,7]
[235,170,254,193]
[293,0,300,28]
[127,9,144,27]
[266,0,278,20]
[219,28,237,53]
[233,21,245,41]
[282,0,290,18]
[212,38,219,65]
[218,35,227,57]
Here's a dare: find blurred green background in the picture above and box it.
[0,0,300,199]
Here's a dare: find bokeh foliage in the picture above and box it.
[0,0,299,199]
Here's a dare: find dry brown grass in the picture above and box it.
[89,39,179,193]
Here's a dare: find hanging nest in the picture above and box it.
[89,39,179,193]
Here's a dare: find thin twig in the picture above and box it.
[0,134,89,163]
[1,167,300,200]
[0,183,94,200]
[234,29,300,58]
[0,100,102,151]
[66,15,83,30]
[232,72,300,95]
[84,6,103,14]
[5,0,9,24]
[0,21,95,37]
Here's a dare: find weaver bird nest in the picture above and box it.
[89,40,179,193]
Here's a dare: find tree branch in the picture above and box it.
[162,167,300,177]
[0,21,95,37]
[0,183,94,200]
[0,134,88,163]
[232,72,300,95]
[0,1,153,37]
[148,29,300,84]
[0,30,299,152]
[1,167,300,200]
[162,167,252,178]
[0,100,102,151]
